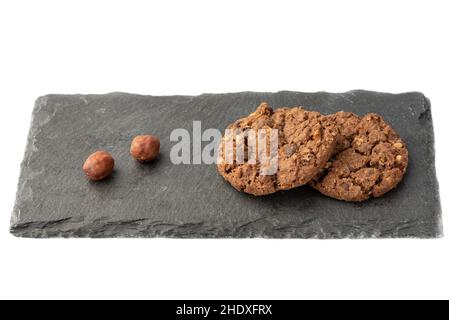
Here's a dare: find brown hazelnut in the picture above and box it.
[130,135,160,162]
[83,151,115,181]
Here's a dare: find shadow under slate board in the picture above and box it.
[11,90,442,238]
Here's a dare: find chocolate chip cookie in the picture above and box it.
[217,102,339,196]
[309,112,408,202]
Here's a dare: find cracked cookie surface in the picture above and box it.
[309,112,409,202]
[217,102,338,196]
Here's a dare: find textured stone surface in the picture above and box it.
[11,91,442,238]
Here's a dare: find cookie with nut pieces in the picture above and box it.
[217,102,339,196]
[309,112,408,202]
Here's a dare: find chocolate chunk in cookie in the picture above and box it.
[217,102,339,196]
[309,113,408,202]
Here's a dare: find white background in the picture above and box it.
[0,0,448,300]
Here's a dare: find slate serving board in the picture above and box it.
[11,91,442,238]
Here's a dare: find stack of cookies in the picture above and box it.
[217,102,408,202]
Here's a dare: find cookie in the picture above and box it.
[309,112,408,202]
[323,111,362,154]
[217,102,339,196]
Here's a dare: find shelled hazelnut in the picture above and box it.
[130,135,160,162]
[83,151,115,181]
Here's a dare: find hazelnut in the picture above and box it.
[83,151,115,181]
[301,147,311,155]
[312,129,321,140]
[130,135,160,162]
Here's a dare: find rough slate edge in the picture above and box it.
[420,95,443,238]
[9,90,443,239]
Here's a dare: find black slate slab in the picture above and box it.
[11,91,442,238]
